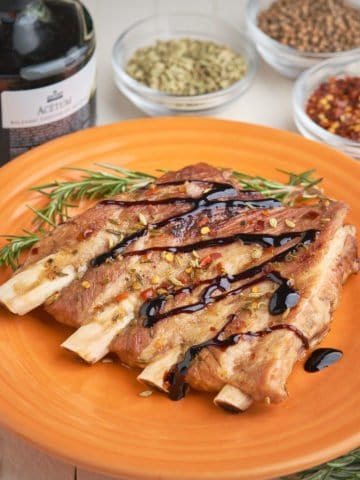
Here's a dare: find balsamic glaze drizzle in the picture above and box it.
[140,229,318,327]
[304,348,343,372]
[165,319,309,401]
[95,179,320,401]
[92,180,281,267]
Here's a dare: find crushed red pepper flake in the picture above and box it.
[199,252,223,269]
[140,288,156,300]
[198,217,209,227]
[115,292,129,302]
[306,76,360,142]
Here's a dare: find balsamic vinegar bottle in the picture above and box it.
[0,0,96,165]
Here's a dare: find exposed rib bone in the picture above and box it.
[62,294,138,363]
[214,384,253,412]
[0,254,78,315]
[137,347,182,392]
[0,228,120,316]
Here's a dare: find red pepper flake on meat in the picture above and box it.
[115,292,129,302]
[198,217,209,227]
[306,76,360,142]
[140,288,156,300]
[199,252,222,269]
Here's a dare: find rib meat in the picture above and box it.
[0,164,248,314]
[0,163,357,411]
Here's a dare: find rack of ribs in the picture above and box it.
[0,163,358,412]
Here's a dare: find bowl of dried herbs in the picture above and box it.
[112,14,258,116]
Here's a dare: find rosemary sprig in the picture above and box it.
[0,165,154,270]
[0,165,323,269]
[29,164,155,228]
[0,232,40,270]
[282,447,360,479]
[232,169,323,205]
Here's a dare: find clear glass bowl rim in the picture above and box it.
[293,52,360,148]
[246,0,360,59]
[112,13,258,103]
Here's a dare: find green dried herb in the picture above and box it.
[282,447,360,479]
[126,38,247,96]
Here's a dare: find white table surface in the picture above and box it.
[0,1,296,479]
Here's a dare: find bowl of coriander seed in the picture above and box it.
[112,14,258,116]
[246,0,360,78]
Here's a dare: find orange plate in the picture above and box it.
[0,118,359,480]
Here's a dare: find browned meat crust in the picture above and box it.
[186,226,358,402]
[5,162,358,407]
[109,202,357,378]
[24,163,238,268]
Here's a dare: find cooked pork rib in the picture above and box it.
[0,164,246,314]
[0,163,357,411]
[181,224,357,403]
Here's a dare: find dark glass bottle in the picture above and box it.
[0,0,96,165]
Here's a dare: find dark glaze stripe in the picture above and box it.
[165,322,309,401]
[304,348,343,372]
[142,274,268,327]
[92,181,282,267]
[124,231,306,258]
[140,229,318,327]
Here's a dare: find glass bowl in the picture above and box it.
[112,14,258,116]
[246,0,360,79]
[293,52,360,160]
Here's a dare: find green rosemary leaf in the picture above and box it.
[281,448,360,480]
[0,232,39,270]
[0,165,155,269]
[27,204,57,227]
[231,169,324,205]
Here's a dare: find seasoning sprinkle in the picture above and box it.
[285,219,296,228]
[139,390,153,398]
[132,281,142,291]
[251,248,262,259]
[269,218,278,228]
[164,252,174,263]
[200,226,211,235]
[151,275,160,285]
[138,213,148,226]
[169,277,185,287]
[126,38,247,96]
[81,280,91,289]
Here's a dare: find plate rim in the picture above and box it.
[0,117,359,480]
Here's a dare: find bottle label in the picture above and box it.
[0,54,96,164]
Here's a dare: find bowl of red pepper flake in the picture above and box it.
[293,52,360,160]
